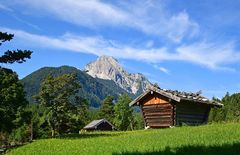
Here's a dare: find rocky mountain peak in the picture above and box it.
[85,55,153,94]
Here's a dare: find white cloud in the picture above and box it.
[176,41,240,70]
[12,0,129,27]
[8,0,198,43]
[159,67,169,74]
[153,65,169,74]
[166,12,199,43]
[2,27,239,71]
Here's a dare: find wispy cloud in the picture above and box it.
[7,0,198,43]
[11,15,41,31]
[0,2,12,11]
[2,27,240,71]
[176,41,240,70]
[153,65,170,74]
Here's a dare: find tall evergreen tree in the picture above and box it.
[69,96,90,131]
[35,74,80,137]
[0,31,33,147]
[0,68,28,133]
[98,96,115,123]
[113,94,133,131]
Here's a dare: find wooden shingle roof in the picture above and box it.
[129,88,223,107]
[83,119,115,129]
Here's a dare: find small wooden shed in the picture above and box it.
[129,88,223,128]
[83,119,115,131]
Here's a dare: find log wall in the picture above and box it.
[176,102,210,126]
[141,93,173,128]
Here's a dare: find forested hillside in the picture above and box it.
[21,66,132,107]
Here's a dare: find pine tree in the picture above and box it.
[98,96,115,123]
[0,32,32,64]
[0,31,32,146]
[73,96,90,130]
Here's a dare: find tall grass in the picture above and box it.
[7,123,240,155]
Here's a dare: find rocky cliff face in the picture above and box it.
[85,55,153,94]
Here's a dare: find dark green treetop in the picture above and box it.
[0,31,32,64]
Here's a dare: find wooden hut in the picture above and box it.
[129,88,223,129]
[83,119,115,131]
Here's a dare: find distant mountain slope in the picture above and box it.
[21,66,131,107]
[85,55,153,95]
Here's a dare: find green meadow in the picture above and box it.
[7,123,240,155]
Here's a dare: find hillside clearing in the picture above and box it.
[7,123,240,155]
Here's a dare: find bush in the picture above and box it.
[8,124,30,145]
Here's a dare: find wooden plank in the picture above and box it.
[177,109,206,114]
[177,114,205,119]
[143,107,172,111]
[177,111,206,117]
[146,119,172,123]
[143,109,173,113]
[144,115,172,120]
[143,105,172,110]
[143,103,172,108]
[177,116,206,123]
[144,112,172,116]
[177,104,208,113]
[145,115,172,119]
[143,109,172,114]
[177,115,205,121]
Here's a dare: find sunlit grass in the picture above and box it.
[7,123,240,155]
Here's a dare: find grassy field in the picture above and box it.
[7,123,240,155]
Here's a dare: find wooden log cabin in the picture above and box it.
[82,119,116,132]
[129,88,223,128]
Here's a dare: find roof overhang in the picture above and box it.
[129,89,223,107]
[180,98,223,107]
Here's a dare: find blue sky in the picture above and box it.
[0,0,240,98]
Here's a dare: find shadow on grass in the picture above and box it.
[113,143,240,155]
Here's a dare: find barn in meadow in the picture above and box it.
[129,88,223,129]
[82,119,115,132]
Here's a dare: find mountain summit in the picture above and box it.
[85,55,153,94]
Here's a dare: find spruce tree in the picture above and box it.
[98,96,115,123]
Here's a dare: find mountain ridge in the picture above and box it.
[21,65,131,107]
[85,55,153,94]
